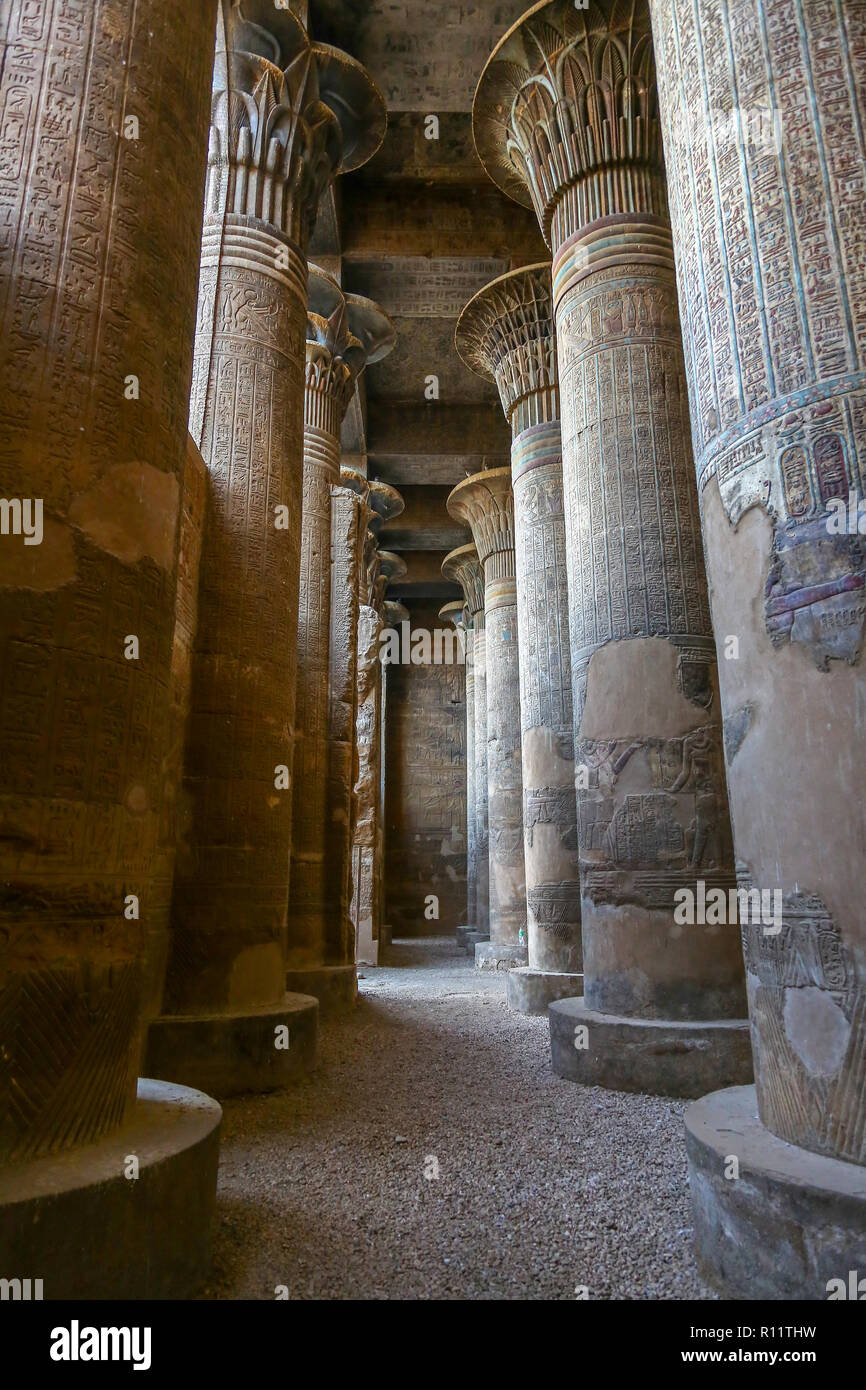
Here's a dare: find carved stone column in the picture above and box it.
[457,263,583,1014]
[475,0,750,1088]
[378,597,408,957]
[324,473,366,993]
[439,601,476,946]
[285,269,394,1012]
[0,0,221,1297]
[148,2,386,1096]
[448,472,527,970]
[649,0,866,1296]
[442,543,490,947]
[354,544,406,965]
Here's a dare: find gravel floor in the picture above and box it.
[202,936,714,1300]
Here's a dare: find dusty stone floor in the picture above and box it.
[202,936,714,1300]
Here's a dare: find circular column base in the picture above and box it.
[146,992,318,1099]
[474,942,528,972]
[463,931,490,953]
[549,996,753,1098]
[455,924,477,949]
[686,1084,866,1300]
[507,968,584,1015]
[0,1079,221,1300]
[284,964,357,1016]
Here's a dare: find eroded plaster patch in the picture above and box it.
[69,462,180,570]
[783,986,849,1077]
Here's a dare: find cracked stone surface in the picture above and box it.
[202,937,714,1300]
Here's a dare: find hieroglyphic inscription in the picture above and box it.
[0,0,216,1159]
[650,0,866,1157]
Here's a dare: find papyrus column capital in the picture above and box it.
[447,468,516,588]
[304,265,395,446]
[209,1,387,251]
[473,0,669,268]
[456,263,558,435]
[442,543,485,627]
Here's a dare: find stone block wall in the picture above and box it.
[384,603,466,937]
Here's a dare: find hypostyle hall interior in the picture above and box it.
[1,0,865,1317]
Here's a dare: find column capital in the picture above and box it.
[305,266,395,430]
[456,262,557,434]
[209,1,387,251]
[446,468,515,574]
[442,543,485,620]
[377,550,408,587]
[373,548,407,613]
[367,480,405,532]
[383,600,410,628]
[438,600,466,630]
[340,467,370,502]
[473,0,667,255]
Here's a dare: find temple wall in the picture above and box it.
[384,604,467,937]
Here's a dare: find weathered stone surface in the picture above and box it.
[549,998,752,1100]
[448,472,526,955]
[686,1085,866,1300]
[475,942,528,972]
[0,1080,221,1300]
[456,262,582,1007]
[0,0,217,1163]
[650,0,866,1167]
[474,0,745,1047]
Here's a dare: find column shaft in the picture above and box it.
[486,555,525,947]
[353,602,384,964]
[651,0,866,1163]
[557,232,741,1018]
[0,0,216,1161]
[327,485,363,964]
[289,410,342,969]
[443,544,490,941]
[473,621,490,936]
[512,418,581,975]
[464,620,478,929]
[169,216,307,1013]
[439,601,477,937]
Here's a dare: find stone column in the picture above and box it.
[649,0,866,1295]
[457,263,583,1015]
[439,601,477,947]
[147,2,386,1097]
[285,269,394,1012]
[354,545,406,965]
[0,0,222,1297]
[474,0,750,1089]
[378,598,408,957]
[325,478,365,981]
[442,544,490,947]
[448,472,527,970]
